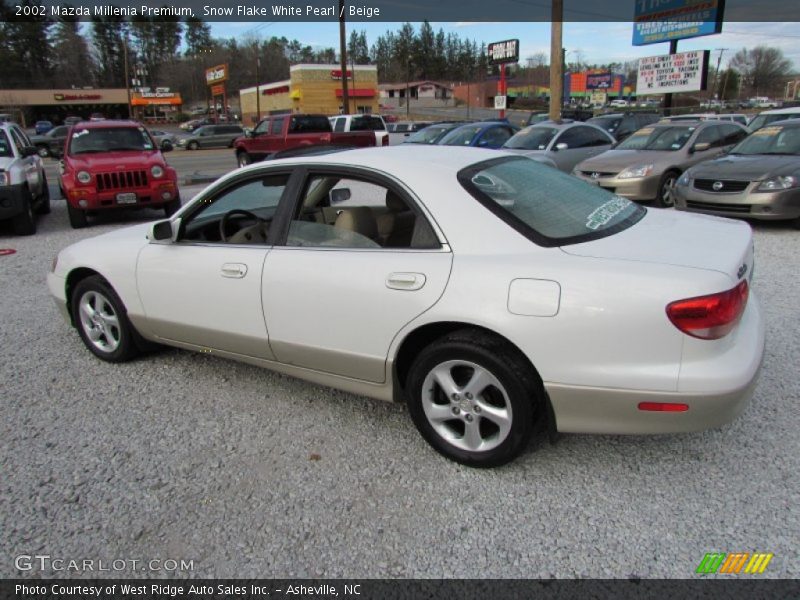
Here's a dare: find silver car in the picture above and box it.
[148,129,178,151]
[674,119,800,226]
[573,121,749,207]
[177,124,244,150]
[501,121,615,172]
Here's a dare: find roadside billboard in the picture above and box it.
[636,50,710,95]
[586,73,614,90]
[487,39,519,65]
[632,0,725,46]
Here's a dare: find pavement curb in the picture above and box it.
[183,172,222,185]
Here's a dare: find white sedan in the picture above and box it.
[48,146,765,467]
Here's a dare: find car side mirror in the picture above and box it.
[150,219,176,242]
[22,145,39,157]
[555,142,568,151]
[690,142,711,153]
[330,188,351,204]
[161,140,173,152]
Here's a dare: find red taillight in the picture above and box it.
[666,280,749,340]
[638,402,689,412]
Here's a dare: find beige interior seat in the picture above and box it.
[379,190,416,247]
[334,206,378,241]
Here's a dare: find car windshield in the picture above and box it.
[748,113,800,131]
[502,127,558,150]
[616,126,694,151]
[405,125,456,144]
[350,116,385,131]
[729,125,800,155]
[69,127,154,154]
[0,131,12,157]
[587,117,622,133]
[439,125,483,146]
[458,156,645,247]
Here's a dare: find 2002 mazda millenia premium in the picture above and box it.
[48,146,765,467]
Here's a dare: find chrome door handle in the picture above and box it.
[221,263,247,278]
[386,272,426,291]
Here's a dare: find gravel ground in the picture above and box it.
[1,196,798,579]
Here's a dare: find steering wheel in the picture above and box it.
[219,209,266,242]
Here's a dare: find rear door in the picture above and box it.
[9,126,42,196]
[261,167,452,383]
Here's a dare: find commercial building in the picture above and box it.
[0,89,129,126]
[239,64,379,124]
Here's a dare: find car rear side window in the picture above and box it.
[270,119,285,135]
[0,131,12,157]
[458,156,645,247]
[350,116,385,131]
[289,116,330,133]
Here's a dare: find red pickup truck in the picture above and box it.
[234,114,379,167]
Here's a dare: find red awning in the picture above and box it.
[334,88,374,98]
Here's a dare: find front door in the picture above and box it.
[137,172,292,359]
[262,169,452,383]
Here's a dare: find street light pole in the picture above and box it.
[123,34,132,119]
[549,0,563,121]
[255,46,261,123]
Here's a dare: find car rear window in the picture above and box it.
[289,116,331,133]
[350,116,386,131]
[406,125,455,144]
[439,125,483,146]
[458,156,645,247]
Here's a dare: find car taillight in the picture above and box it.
[666,280,749,340]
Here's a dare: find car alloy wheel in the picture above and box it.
[656,172,678,208]
[77,290,122,354]
[406,329,541,467]
[188,141,199,150]
[421,360,513,453]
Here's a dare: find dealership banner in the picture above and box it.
[4,579,800,600]
[3,0,787,21]
[636,50,710,95]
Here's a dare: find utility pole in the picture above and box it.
[255,43,261,123]
[549,0,563,121]
[123,35,132,119]
[338,0,349,114]
[712,48,727,103]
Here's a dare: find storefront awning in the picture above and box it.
[131,93,182,106]
[334,88,375,98]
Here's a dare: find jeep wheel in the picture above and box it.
[36,145,49,158]
[67,202,88,229]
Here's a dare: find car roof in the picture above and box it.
[758,107,800,114]
[68,119,143,129]
[768,118,800,127]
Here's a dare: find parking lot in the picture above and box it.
[1,150,799,579]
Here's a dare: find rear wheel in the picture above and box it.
[67,202,88,229]
[71,276,140,362]
[655,170,679,208]
[405,329,542,467]
[36,145,49,158]
[237,152,251,168]
[35,173,51,215]
[11,187,36,235]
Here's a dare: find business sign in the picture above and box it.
[632,0,725,46]
[53,93,102,101]
[330,69,353,80]
[139,92,177,98]
[494,95,507,110]
[590,90,608,106]
[636,50,710,95]
[211,84,225,96]
[488,39,519,65]
[205,64,228,85]
[586,73,614,90]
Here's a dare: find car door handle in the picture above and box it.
[386,272,426,291]
[221,263,247,278]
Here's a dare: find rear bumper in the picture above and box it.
[0,183,26,220]
[548,295,765,434]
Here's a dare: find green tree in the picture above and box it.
[731,46,792,97]
[90,16,128,88]
[51,11,96,88]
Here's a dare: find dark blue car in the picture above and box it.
[34,120,53,135]
[437,121,518,149]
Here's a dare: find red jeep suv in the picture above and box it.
[59,120,180,228]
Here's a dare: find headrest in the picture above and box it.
[385,190,407,212]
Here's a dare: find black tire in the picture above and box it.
[35,172,51,215]
[237,152,251,168]
[11,187,36,236]
[36,145,49,158]
[71,275,140,363]
[163,195,181,217]
[187,140,199,150]
[654,170,679,208]
[67,201,88,229]
[405,329,542,468]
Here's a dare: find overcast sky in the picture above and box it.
[208,21,800,69]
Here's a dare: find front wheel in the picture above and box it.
[11,187,36,235]
[71,276,140,362]
[237,152,252,168]
[67,202,88,229]
[405,330,542,467]
[655,171,679,208]
[187,140,199,150]
[163,195,181,217]
[36,145,49,158]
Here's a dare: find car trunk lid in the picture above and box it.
[561,208,754,284]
